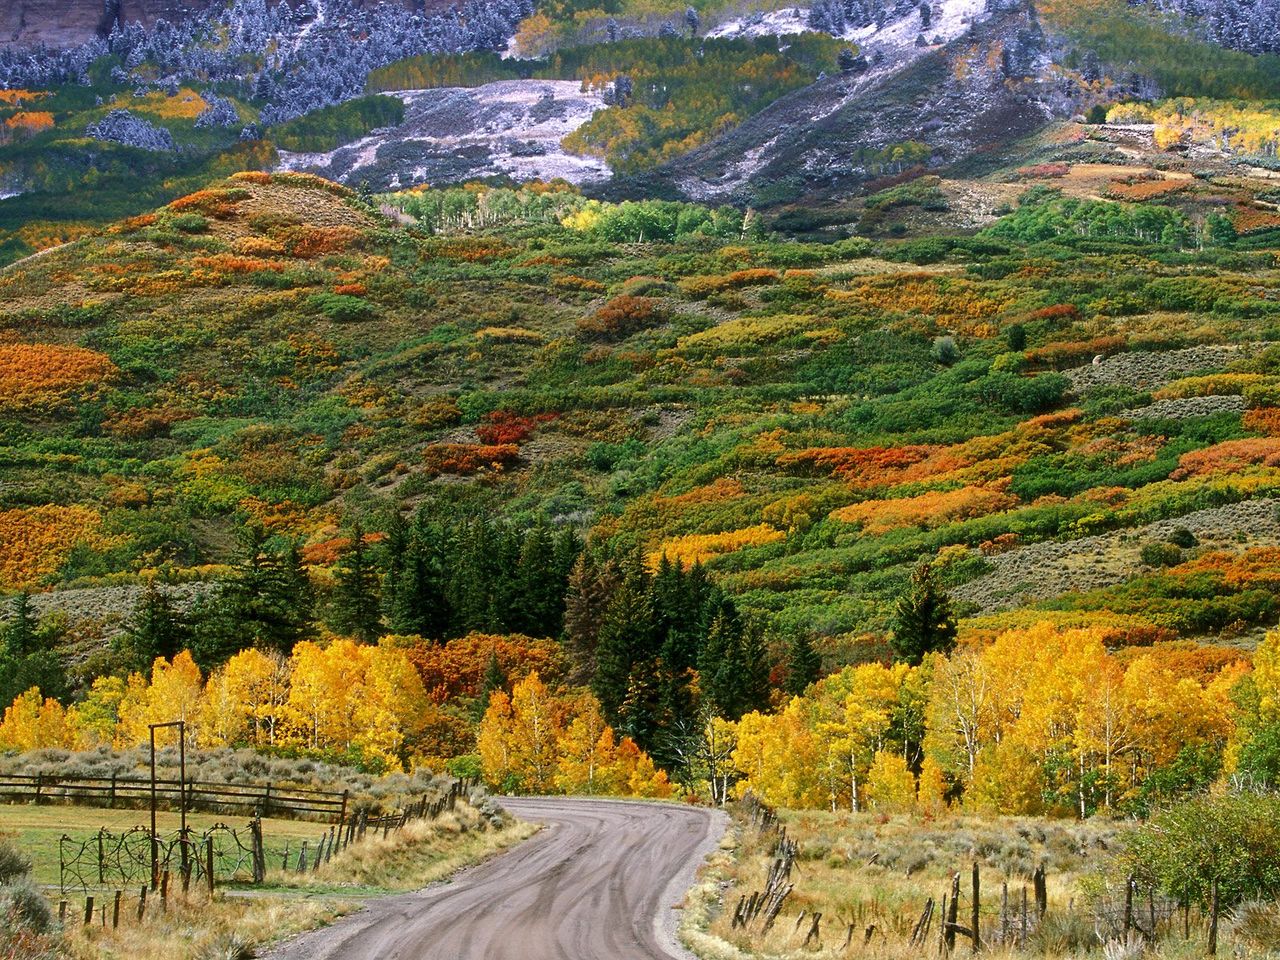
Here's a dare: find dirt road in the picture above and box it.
[266,797,726,960]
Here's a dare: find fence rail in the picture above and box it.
[0,773,347,821]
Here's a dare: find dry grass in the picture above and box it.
[276,804,538,893]
[684,807,1280,960]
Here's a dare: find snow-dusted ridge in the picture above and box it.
[276,80,611,190]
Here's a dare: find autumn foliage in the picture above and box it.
[0,343,117,411]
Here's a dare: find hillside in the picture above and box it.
[3,165,1280,657]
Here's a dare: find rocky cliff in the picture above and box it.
[0,0,447,49]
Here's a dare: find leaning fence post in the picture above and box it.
[945,872,960,953]
[297,840,308,873]
[136,886,147,923]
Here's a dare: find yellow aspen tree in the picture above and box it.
[917,755,948,816]
[477,689,518,791]
[0,687,74,750]
[865,750,916,813]
[555,695,618,795]
[356,641,429,770]
[67,675,126,748]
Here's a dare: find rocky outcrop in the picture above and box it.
[0,0,117,49]
[1,0,447,49]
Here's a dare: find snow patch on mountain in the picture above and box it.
[706,8,813,40]
[276,79,610,189]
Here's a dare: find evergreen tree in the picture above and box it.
[563,551,622,685]
[329,522,383,643]
[114,583,190,674]
[592,567,656,724]
[698,598,771,720]
[193,526,314,669]
[0,594,66,706]
[784,632,822,696]
[888,563,957,666]
[514,522,559,637]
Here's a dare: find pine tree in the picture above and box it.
[888,563,957,666]
[114,583,189,674]
[784,632,822,696]
[592,567,655,724]
[329,522,384,643]
[514,523,558,637]
[563,551,622,685]
[0,594,66,706]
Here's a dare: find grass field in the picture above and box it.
[1,801,361,887]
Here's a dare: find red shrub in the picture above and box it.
[423,443,520,476]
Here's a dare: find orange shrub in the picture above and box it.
[1106,178,1187,201]
[333,283,367,297]
[679,269,780,298]
[192,254,287,275]
[577,295,662,339]
[0,504,110,589]
[283,225,362,258]
[428,238,512,262]
[422,443,520,476]
[230,171,273,185]
[830,485,1018,534]
[778,444,970,489]
[0,343,116,410]
[1234,205,1280,236]
[1025,334,1126,368]
[830,276,1013,332]
[405,633,567,703]
[168,188,249,219]
[554,274,607,293]
[475,411,556,446]
[3,111,54,137]
[1244,407,1280,435]
[1171,437,1280,478]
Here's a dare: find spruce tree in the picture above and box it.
[784,632,822,696]
[330,522,384,643]
[563,551,622,685]
[115,583,190,674]
[514,523,558,636]
[888,563,957,666]
[0,594,66,706]
[592,567,655,724]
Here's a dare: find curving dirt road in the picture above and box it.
[266,797,726,960]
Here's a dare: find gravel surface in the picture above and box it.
[264,797,727,960]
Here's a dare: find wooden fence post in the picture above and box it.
[1033,864,1047,920]
[136,886,147,923]
[971,862,981,954]
[250,818,265,883]
[945,872,961,953]
[297,840,308,873]
[160,870,170,912]
[112,890,121,929]
[83,895,94,926]
[58,900,66,924]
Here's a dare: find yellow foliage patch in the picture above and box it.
[648,523,785,568]
[0,504,112,589]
